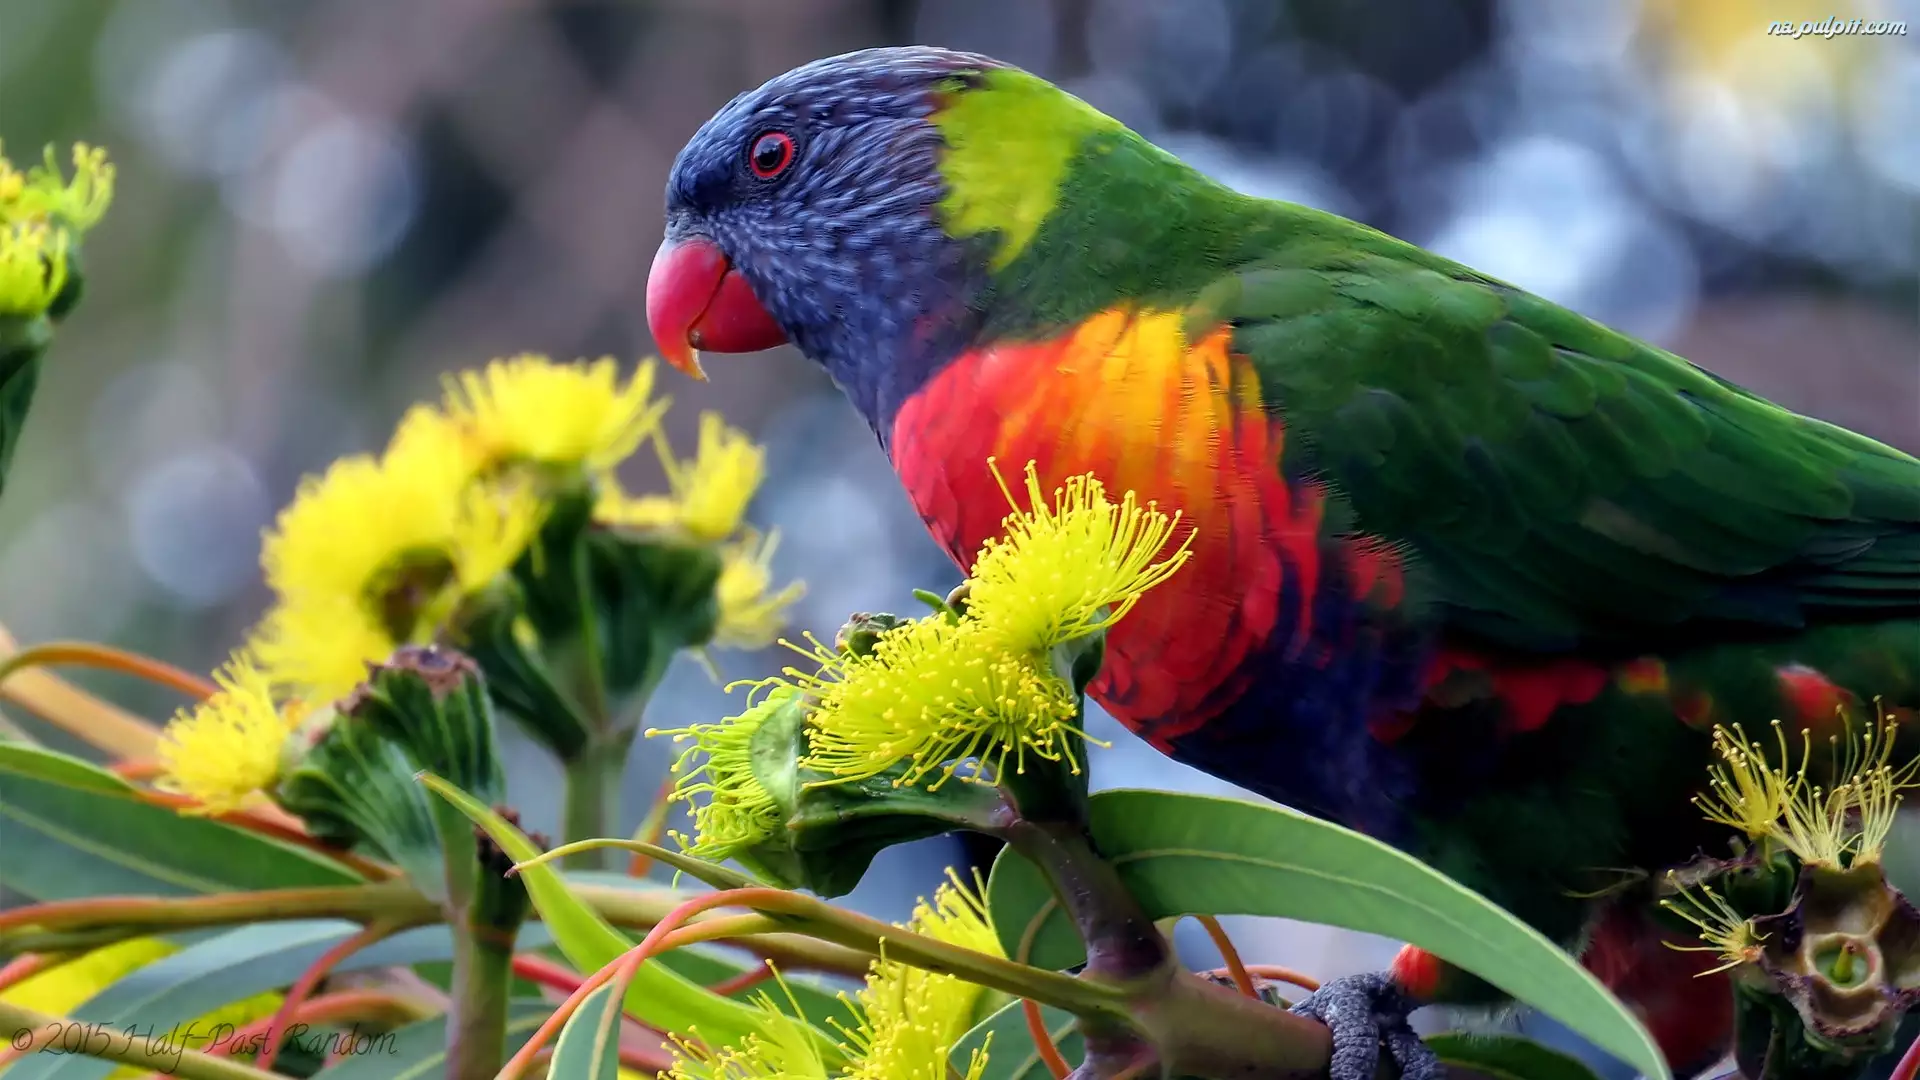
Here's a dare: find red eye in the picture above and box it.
[748,131,795,179]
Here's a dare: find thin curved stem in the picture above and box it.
[707,960,774,996]
[1193,915,1257,999]
[0,882,435,937]
[1024,998,1073,1079]
[1891,1030,1920,1080]
[0,952,67,995]
[254,922,400,1071]
[0,641,217,701]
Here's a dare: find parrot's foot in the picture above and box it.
[1287,971,1438,1080]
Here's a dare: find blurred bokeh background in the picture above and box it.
[0,0,1915,1072]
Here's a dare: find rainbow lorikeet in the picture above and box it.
[646,47,1920,1078]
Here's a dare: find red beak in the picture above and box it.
[645,236,789,381]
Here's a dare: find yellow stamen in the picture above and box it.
[965,459,1193,651]
[155,651,304,815]
[711,529,806,651]
[835,869,1001,1080]
[790,616,1095,790]
[1659,875,1767,977]
[649,688,796,860]
[440,354,665,475]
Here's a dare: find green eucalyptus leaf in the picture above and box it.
[952,997,1082,1080]
[549,982,625,1080]
[0,743,133,794]
[307,999,554,1080]
[985,789,1670,1080]
[419,772,846,1067]
[1424,1033,1608,1080]
[0,746,359,901]
[1,921,551,1080]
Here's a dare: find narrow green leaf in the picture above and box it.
[986,789,1669,1080]
[307,999,555,1080]
[1425,1033,1608,1080]
[420,772,845,1066]
[549,982,624,1080]
[953,997,1081,1080]
[0,743,133,794]
[0,752,361,901]
[0,920,548,1080]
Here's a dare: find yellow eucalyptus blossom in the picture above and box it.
[965,459,1193,652]
[0,143,115,230]
[1659,876,1767,977]
[1693,712,1919,867]
[1694,720,1804,842]
[599,412,765,542]
[441,354,665,475]
[837,869,999,1080]
[792,615,1089,790]
[0,142,113,319]
[0,221,69,317]
[1824,710,1917,865]
[662,981,832,1080]
[712,530,805,650]
[155,652,302,814]
[254,433,544,699]
[650,687,796,859]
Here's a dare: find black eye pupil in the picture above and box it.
[751,133,790,176]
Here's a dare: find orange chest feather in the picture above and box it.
[888,307,1329,732]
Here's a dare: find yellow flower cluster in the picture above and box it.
[155,650,302,815]
[654,459,1191,858]
[837,869,1001,1080]
[596,409,802,647]
[1693,710,1918,867]
[795,460,1189,790]
[652,688,797,860]
[1658,876,1768,977]
[156,354,799,809]
[0,142,114,318]
[662,870,999,1080]
[252,407,546,701]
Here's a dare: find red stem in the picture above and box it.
[707,959,774,997]
[1193,915,1257,999]
[0,641,218,701]
[1024,998,1073,1079]
[1890,1029,1920,1080]
[512,953,586,995]
[254,923,394,1072]
[497,889,795,1080]
[0,953,62,995]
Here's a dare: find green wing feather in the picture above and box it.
[1212,215,1920,652]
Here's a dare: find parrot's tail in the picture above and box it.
[1579,901,1734,1080]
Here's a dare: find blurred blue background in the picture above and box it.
[1,0,1916,1072]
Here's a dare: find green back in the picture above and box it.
[949,81,1920,653]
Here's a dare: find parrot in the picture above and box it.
[643,46,1920,1079]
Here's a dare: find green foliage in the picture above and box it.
[548,983,625,1080]
[307,1001,555,1080]
[985,788,1670,1080]
[0,744,360,902]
